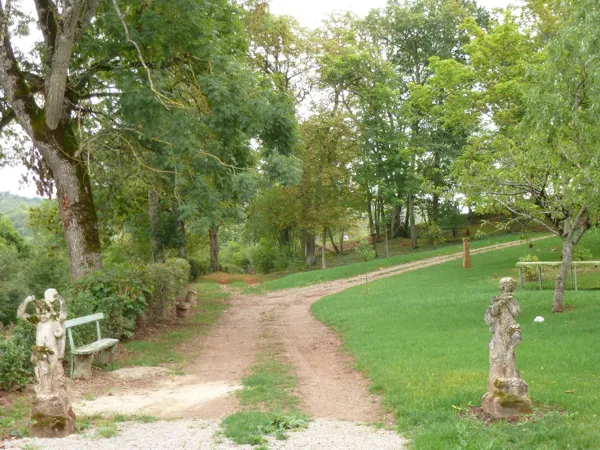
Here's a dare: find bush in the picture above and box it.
[142,258,190,322]
[188,256,210,280]
[422,222,446,249]
[67,266,149,340]
[221,241,251,274]
[248,239,302,274]
[519,254,540,281]
[0,322,35,391]
[573,246,593,261]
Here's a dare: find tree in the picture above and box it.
[0,0,104,278]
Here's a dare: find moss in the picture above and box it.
[31,413,68,431]
[27,314,40,325]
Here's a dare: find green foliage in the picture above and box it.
[0,396,30,439]
[68,267,149,340]
[0,192,42,237]
[422,222,447,249]
[220,241,252,274]
[188,256,210,280]
[67,258,189,340]
[143,258,190,322]
[573,246,593,262]
[518,254,540,281]
[0,322,35,391]
[355,241,376,262]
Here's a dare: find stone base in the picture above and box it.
[482,391,532,418]
[29,395,76,438]
[73,354,94,380]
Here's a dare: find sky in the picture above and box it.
[0,0,512,198]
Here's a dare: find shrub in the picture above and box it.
[0,322,35,391]
[519,254,540,281]
[142,258,190,322]
[221,241,252,274]
[422,222,446,249]
[189,256,210,280]
[573,246,593,261]
[67,266,149,340]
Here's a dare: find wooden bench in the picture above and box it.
[64,313,119,380]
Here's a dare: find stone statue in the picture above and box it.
[482,277,532,418]
[17,289,76,437]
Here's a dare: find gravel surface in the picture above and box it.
[3,419,407,450]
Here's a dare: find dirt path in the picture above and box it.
[74,237,546,422]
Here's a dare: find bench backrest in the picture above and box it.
[64,313,104,351]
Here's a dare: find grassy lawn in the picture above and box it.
[312,231,600,449]
[249,233,544,293]
[112,280,228,370]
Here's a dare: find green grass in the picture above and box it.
[249,232,543,293]
[0,396,30,439]
[312,231,600,449]
[222,350,307,445]
[113,281,228,369]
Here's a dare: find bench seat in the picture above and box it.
[72,338,119,355]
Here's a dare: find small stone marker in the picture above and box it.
[463,238,471,269]
[482,277,532,418]
[534,316,545,323]
[17,289,76,437]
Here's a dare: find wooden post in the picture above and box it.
[519,267,524,289]
[384,224,389,258]
[462,238,471,269]
[537,266,543,291]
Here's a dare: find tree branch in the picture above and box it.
[33,0,58,59]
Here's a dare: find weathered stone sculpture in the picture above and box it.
[482,277,532,418]
[17,289,76,437]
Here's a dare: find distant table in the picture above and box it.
[515,261,600,291]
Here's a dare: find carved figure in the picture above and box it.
[17,289,75,437]
[482,277,532,418]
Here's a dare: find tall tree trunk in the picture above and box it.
[374,195,381,238]
[366,188,375,235]
[384,224,389,258]
[431,151,441,224]
[552,239,573,313]
[279,227,291,248]
[328,229,340,254]
[339,229,344,254]
[148,190,164,263]
[177,218,187,259]
[321,228,327,269]
[404,201,410,238]
[303,231,316,266]
[409,194,417,249]
[50,143,102,278]
[209,226,220,272]
[391,204,402,238]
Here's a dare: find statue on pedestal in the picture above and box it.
[17,289,76,437]
[482,277,532,418]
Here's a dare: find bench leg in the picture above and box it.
[72,354,94,380]
[97,345,117,365]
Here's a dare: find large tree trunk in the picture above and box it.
[209,226,220,272]
[303,231,316,266]
[366,188,375,235]
[148,190,164,263]
[391,204,402,238]
[339,229,344,254]
[47,142,102,278]
[279,227,291,248]
[408,194,417,249]
[553,239,573,313]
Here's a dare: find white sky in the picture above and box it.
[0,0,512,198]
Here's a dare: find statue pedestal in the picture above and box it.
[29,394,76,438]
[482,377,532,418]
